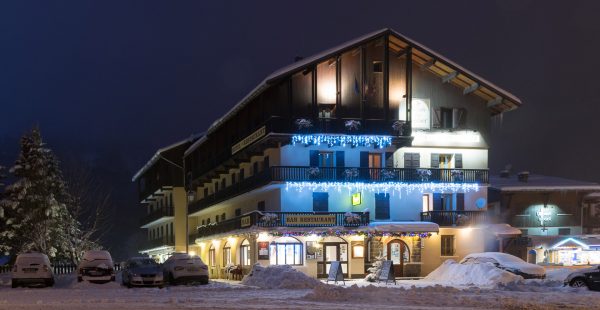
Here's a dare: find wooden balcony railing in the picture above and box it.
[420,210,488,227]
[142,235,175,250]
[195,211,370,239]
[140,207,174,226]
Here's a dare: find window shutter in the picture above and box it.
[413,153,420,168]
[432,107,441,128]
[312,192,329,212]
[431,153,440,168]
[454,154,463,168]
[433,193,442,211]
[453,108,467,128]
[375,193,390,220]
[310,150,319,167]
[404,153,412,168]
[360,152,369,167]
[336,151,345,167]
[385,152,394,168]
[456,193,465,211]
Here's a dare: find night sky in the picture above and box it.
[2,1,600,258]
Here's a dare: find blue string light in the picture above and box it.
[291,134,392,148]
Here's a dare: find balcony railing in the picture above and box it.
[195,211,370,239]
[142,235,174,250]
[188,167,488,214]
[140,207,174,226]
[271,166,488,184]
[420,210,488,226]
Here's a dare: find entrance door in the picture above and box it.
[317,243,348,278]
[387,239,409,277]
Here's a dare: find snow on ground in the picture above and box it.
[423,259,523,287]
[1,269,600,309]
[241,264,322,289]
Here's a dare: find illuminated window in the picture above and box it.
[209,244,216,267]
[223,241,232,266]
[269,237,303,266]
[422,194,431,212]
[441,235,455,256]
[240,239,251,266]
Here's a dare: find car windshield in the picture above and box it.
[130,259,158,268]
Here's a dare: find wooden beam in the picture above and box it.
[463,82,479,95]
[420,59,435,70]
[487,97,503,108]
[442,71,457,83]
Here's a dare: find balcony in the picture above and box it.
[142,235,174,250]
[272,166,488,184]
[420,210,488,227]
[195,211,370,239]
[140,207,174,227]
[188,167,488,214]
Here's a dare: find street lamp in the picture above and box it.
[186,189,196,254]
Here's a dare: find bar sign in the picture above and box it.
[240,216,252,228]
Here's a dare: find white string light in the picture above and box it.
[291,134,392,148]
[285,181,479,196]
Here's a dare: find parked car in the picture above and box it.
[162,253,208,285]
[11,252,54,288]
[564,265,600,290]
[77,250,115,283]
[460,252,546,279]
[121,257,164,288]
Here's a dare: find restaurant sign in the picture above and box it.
[285,214,336,226]
[231,126,266,154]
[240,215,252,228]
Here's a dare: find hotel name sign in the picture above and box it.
[286,214,336,226]
[231,126,266,155]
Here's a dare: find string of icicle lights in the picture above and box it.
[291,134,392,148]
[285,181,479,197]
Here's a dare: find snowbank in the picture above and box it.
[544,268,572,282]
[241,264,323,289]
[424,259,522,287]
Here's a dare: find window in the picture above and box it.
[207,218,211,224]
[235,208,241,217]
[209,244,216,267]
[223,241,232,266]
[269,237,303,265]
[313,192,328,212]
[558,228,571,235]
[215,182,219,193]
[263,156,270,170]
[215,215,219,223]
[404,153,420,168]
[422,194,431,212]
[201,219,205,226]
[231,173,236,185]
[375,193,390,220]
[204,188,209,198]
[240,239,251,266]
[221,213,226,221]
[257,201,265,212]
[441,235,455,256]
[253,162,259,175]
[221,178,226,189]
[440,107,453,129]
[372,61,383,73]
[239,168,245,180]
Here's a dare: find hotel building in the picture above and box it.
[135,28,522,277]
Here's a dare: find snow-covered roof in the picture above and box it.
[132,134,202,182]
[489,174,600,192]
[188,28,522,156]
[368,221,439,233]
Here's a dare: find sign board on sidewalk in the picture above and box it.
[326,261,345,285]
[378,260,396,284]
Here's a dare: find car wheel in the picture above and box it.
[111,276,116,282]
[11,280,18,288]
[570,278,588,288]
[169,273,177,286]
[46,279,54,287]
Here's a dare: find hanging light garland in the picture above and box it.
[285,181,479,197]
[291,134,392,148]
[268,230,432,238]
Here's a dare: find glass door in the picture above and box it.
[317,243,349,278]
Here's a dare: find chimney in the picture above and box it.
[517,171,529,182]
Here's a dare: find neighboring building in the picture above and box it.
[132,136,199,262]
[176,28,521,278]
[488,172,600,265]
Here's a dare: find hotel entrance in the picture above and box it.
[387,239,409,277]
[317,240,348,278]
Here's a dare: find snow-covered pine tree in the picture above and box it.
[365,252,386,282]
[0,128,82,260]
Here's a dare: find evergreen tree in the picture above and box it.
[0,128,84,261]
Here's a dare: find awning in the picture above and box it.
[485,224,522,236]
[368,221,439,233]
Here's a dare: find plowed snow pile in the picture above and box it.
[241,264,323,289]
[424,259,522,287]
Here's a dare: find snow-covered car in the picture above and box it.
[11,252,54,288]
[564,265,600,290]
[77,250,115,283]
[460,252,546,279]
[162,253,208,285]
[121,257,164,288]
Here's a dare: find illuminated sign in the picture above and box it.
[232,126,266,154]
[536,208,552,226]
[240,216,252,228]
[286,215,336,226]
[352,192,362,206]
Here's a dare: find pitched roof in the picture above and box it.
[203,28,522,140]
[132,134,202,182]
